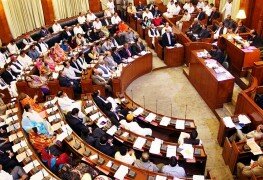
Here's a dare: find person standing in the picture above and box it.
[222,0,232,19]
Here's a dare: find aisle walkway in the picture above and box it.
[126,67,233,180]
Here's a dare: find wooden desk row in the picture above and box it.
[5,102,60,179]
[80,94,207,175]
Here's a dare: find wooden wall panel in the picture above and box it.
[88,0,102,12]
[134,0,147,5]
[0,0,12,44]
[41,0,55,25]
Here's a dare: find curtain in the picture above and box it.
[219,0,241,20]
[1,0,45,39]
[52,0,90,19]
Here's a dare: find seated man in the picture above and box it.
[112,47,123,64]
[142,8,153,20]
[237,156,263,178]
[186,18,202,35]
[183,129,201,145]
[58,70,82,95]
[134,152,159,172]
[176,10,191,31]
[164,1,181,17]
[192,24,211,41]
[104,51,117,71]
[7,40,19,55]
[131,38,146,55]
[230,124,263,142]
[120,43,134,59]
[86,10,96,21]
[97,60,112,79]
[196,8,206,21]
[213,22,227,40]
[93,18,102,30]
[151,6,161,18]
[22,34,35,48]
[28,45,40,61]
[63,61,81,80]
[247,29,263,47]
[127,3,137,14]
[77,12,86,24]
[66,108,89,136]
[208,45,225,64]
[52,20,63,33]
[17,50,33,68]
[115,146,136,165]
[120,114,152,136]
[95,135,115,157]
[162,156,186,179]
[223,14,236,29]
[162,28,176,47]
[111,13,122,25]
[91,68,112,92]
[73,23,85,36]
[125,28,136,43]
[207,6,220,25]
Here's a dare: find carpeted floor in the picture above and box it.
[126,67,234,180]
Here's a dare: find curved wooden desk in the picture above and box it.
[112,52,153,96]
[8,102,61,179]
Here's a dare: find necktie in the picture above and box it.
[167,33,171,45]
[126,48,131,57]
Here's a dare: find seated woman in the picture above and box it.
[50,43,66,63]
[75,33,87,46]
[44,53,56,71]
[28,127,55,152]
[120,114,152,136]
[22,104,53,135]
[25,75,50,98]
[19,93,44,112]
[35,58,52,77]
[118,21,129,32]
[141,16,151,29]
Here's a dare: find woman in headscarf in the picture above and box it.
[51,43,67,63]
[25,75,50,98]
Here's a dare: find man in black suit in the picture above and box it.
[120,43,133,59]
[101,17,111,27]
[196,8,206,21]
[39,26,50,38]
[61,26,73,41]
[92,90,111,113]
[151,6,161,18]
[247,30,263,47]
[209,45,225,64]
[111,47,123,64]
[131,39,146,55]
[115,32,126,46]
[147,0,155,11]
[162,29,176,47]
[58,70,82,94]
[66,108,89,136]
[136,1,145,12]
[82,20,92,33]
[94,135,115,157]
[207,6,220,25]
[183,130,200,145]
[234,21,246,34]
[196,24,211,40]
[1,65,16,85]
[223,15,236,29]
[187,18,202,35]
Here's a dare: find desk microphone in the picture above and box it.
[143,96,145,109]
[184,104,188,120]
[131,89,134,107]
[170,103,172,117]
[156,99,158,114]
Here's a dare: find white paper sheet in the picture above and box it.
[156,175,167,180]
[145,113,156,122]
[9,131,23,142]
[133,107,144,116]
[121,132,129,138]
[5,115,18,124]
[30,169,49,179]
[175,120,185,130]
[246,138,263,155]
[90,112,100,121]
[166,145,177,158]
[23,160,40,173]
[47,113,61,123]
[160,117,171,126]
[133,137,146,149]
[193,175,205,180]
[46,106,58,114]
[180,144,194,159]
[106,125,117,136]
[52,121,64,132]
[85,106,97,114]
[149,140,161,155]
[7,123,20,132]
[12,140,27,152]
[6,107,18,115]
[223,117,235,128]
[114,165,129,180]
[238,115,251,124]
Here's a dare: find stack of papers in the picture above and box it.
[61,124,73,135]
[175,120,185,130]
[149,138,163,154]
[166,145,177,157]
[9,131,23,142]
[47,113,61,123]
[156,175,167,180]
[5,115,18,124]
[133,107,144,116]
[160,117,171,126]
[12,140,27,152]
[6,107,18,115]
[46,106,58,114]
[180,144,194,159]
[145,113,156,122]
[30,169,49,180]
[16,149,32,162]
[6,122,20,132]
[106,125,118,136]
[133,137,146,149]
[114,165,129,180]
[23,160,40,173]
[85,106,97,114]
[90,112,100,121]
[238,115,251,124]
[223,117,235,128]
[246,138,262,155]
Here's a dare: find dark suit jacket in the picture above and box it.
[59,76,72,87]
[120,47,133,59]
[82,23,92,32]
[1,70,16,85]
[101,18,112,26]
[61,30,73,41]
[131,42,146,55]
[136,5,145,11]
[198,29,211,39]
[115,35,126,46]
[151,10,162,18]
[207,11,220,25]
[235,26,246,34]
[248,35,263,47]
[190,23,202,34]
[184,138,200,145]
[197,12,206,21]
[105,111,120,126]
[93,95,111,113]
[94,139,115,157]
[162,33,176,47]
[223,19,236,29]
[112,51,123,64]
[66,112,88,136]
[210,49,225,64]
[40,29,50,37]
